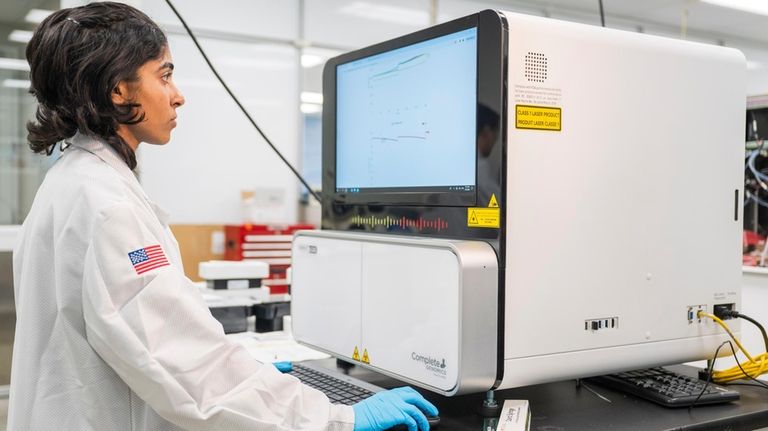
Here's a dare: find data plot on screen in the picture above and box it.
[336,28,478,191]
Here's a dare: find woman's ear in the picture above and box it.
[111,81,130,105]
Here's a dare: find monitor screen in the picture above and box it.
[335,27,478,198]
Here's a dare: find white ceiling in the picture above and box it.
[1,0,766,47]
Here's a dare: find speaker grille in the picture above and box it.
[525,52,548,83]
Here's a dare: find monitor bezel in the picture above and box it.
[323,10,505,206]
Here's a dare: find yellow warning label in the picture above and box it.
[352,346,360,361]
[468,208,500,228]
[488,194,499,208]
[362,349,370,364]
[515,105,561,131]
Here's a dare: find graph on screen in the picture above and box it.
[336,27,478,191]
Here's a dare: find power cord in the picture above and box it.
[697,311,768,383]
[163,0,322,204]
[719,309,768,353]
[689,340,729,411]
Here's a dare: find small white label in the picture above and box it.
[227,279,249,290]
[513,84,562,107]
[211,231,225,255]
[497,399,530,431]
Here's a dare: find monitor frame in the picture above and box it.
[322,10,506,207]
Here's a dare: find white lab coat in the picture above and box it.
[9,133,354,431]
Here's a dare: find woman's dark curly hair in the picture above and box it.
[26,1,167,170]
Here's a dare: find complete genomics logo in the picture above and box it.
[411,352,447,377]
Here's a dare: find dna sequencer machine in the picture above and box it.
[291,10,745,396]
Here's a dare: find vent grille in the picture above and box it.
[525,52,548,83]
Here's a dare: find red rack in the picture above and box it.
[224,224,315,294]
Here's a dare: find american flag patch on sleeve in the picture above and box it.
[128,245,169,275]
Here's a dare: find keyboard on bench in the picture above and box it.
[288,362,383,405]
[586,367,741,407]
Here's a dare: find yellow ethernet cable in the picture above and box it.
[697,311,768,383]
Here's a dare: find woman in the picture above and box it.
[10,2,437,430]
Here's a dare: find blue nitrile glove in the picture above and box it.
[353,387,439,431]
[273,361,293,373]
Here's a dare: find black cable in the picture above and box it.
[598,0,606,27]
[689,341,728,410]
[725,340,768,390]
[733,312,768,353]
[163,0,322,204]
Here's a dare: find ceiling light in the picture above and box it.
[9,30,34,44]
[300,103,322,114]
[701,0,768,16]
[339,2,429,26]
[2,79,31,89]
[25,8,54,24]
[301,92,323,104]
[0,58,30,72]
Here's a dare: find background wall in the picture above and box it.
[137,1,302,224]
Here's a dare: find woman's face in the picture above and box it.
[113,46,185,149]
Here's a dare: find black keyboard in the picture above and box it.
[586,367,740,407]
[288,362,382,405]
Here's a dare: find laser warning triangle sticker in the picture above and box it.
[468,194,500,228]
